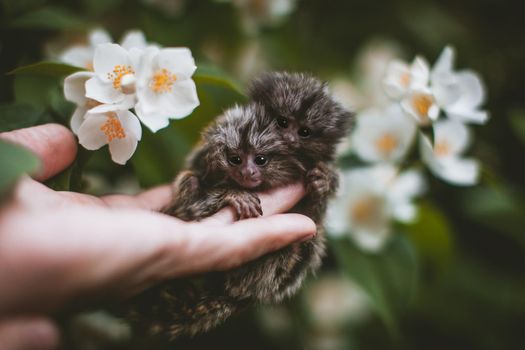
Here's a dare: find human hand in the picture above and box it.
[0,124,314,349]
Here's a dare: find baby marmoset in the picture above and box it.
[126,72,353,340]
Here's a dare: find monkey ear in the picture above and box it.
[339,109,356,135]
[203,143,228,179]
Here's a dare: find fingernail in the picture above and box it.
[298,233,316,243]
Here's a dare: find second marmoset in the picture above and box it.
[125,72,354,340]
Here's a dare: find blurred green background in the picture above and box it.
[1,0,524,349]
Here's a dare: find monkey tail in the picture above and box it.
[124,280,249,341]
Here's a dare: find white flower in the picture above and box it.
[304,274,370,329]
[383,56,429,99]
[220,0,297,33]
[400,86,440,126]
[60,29,112,70]
[135,47,199,132]
[59,29,151,70]
[326,165,426,252]
[64,71,133,134]
[430,46,489,124]
[85,43,141,110]
[64,71,96,134]
[78,110,142,165]
[420,120,479,186]
[352,103,417,163]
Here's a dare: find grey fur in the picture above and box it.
[123,72,354,340]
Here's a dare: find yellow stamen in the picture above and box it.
[400,72,410,87]
[412,93,433,117]
[100,114,126,142]
[85,99,100,109]
[375,133,398,155]
[106,65,135,90]
[434,140,450,157]
[150,69,177,94]
[86,62,94,71]
[350,196,380,226]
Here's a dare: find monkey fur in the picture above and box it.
[124,72,354,340]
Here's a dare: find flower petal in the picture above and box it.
[433,157,480,186]
[420,133,479,185]
[93,43,131,81]
[352,226,390,252]
[325,196,350,238]
[392,202,418,223]
[382,60,410,99]
[88,95,136,114]
[108,136,138,165]
[409,56,430,88]
[60,46,93,69]
[120,30,147,50]
[117,110,142,141]
[64,71,95,104]
[431,46,455,82]
[70,106,87,135]
[78,114,108,150]
[164,79,200,119]
[135,102,170,132]
[155,48,197,79]
[447,109,489,124]
[85,76,125,104]
[352,104,416,163]
[389,169,426,201]
[89,28,112,46]
[433,120,471,155]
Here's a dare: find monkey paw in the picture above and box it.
[224,191,262,220]
[173,170,200,194]
[306,164,336,198]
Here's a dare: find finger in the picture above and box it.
[180,214,317,274]
[0,317,60,350]
[201,182,305,224]
[0,124,77,181]
[101,185,172,211]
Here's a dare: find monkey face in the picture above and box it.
[249,72,354,161]
[202,103,301,189]
[226,152,268,189]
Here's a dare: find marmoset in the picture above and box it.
[125,72,353,340]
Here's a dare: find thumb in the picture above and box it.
[0,317,60,350]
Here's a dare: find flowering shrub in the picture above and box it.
[61,30,199,164]
[329,46,488,251]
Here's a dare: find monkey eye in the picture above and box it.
[254,155,268,166]
[277,116,289,128]
[228,155,242,166]
[298,127,311,138]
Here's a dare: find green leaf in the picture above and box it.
[14,74,60,108]
[401,201,454,273]
[0,103,44,132]
[194,65,245,97]
[462,185,525,246]
[8,61,84,76]
[8,6,91,29]
[0,139,40,198]
[330,235,418,336]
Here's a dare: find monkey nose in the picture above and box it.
[241,169,255,178]
[285,134,297,143]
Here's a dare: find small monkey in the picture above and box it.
[125,72,353,340]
